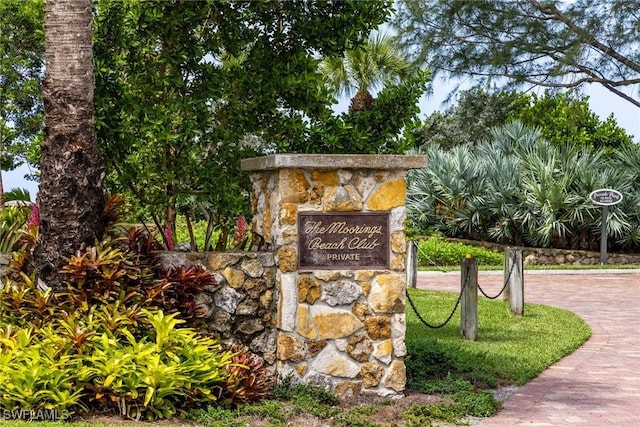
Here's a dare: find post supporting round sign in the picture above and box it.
[589,188,623,206]
[589,188,622,264]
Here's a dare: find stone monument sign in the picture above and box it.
[241,154,427,398]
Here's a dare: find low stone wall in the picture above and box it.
[157,251,278,364]
[445,238,640,266]
[521,247,640,266]
[0,253,11,280]
[0,253,11,269]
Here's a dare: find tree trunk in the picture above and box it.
[0,125,4,210]
[34,0,104,290]
[165,181,177,248]
[349,90,374,112]
[0,170,4,211]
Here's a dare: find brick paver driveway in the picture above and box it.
[417,270,640,426]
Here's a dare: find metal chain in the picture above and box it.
[477,252,517,300]
[406,262,469,329]
[408,252,521,329]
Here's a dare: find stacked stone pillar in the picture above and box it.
[241,154,427,398]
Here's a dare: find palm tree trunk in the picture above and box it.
[0,125,4,211]
[0,170,4,211]
[34,0,104,290]
[349,90,374,113]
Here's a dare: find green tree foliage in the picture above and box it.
[94,0,393,242]
[410,88,632,150]
[394,0,640,108]
[407,121,640,251]
[0,0,44,205]
[408,88,528,149]
[510,92,633,150]
[302,69,430,154]
[311,32,430,154]
[320,33,416,112]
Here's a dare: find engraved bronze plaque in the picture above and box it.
[298,212,389,269]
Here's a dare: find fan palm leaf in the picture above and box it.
[319,33,415,110]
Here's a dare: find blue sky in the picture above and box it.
[583,84,640,140]
[3,81,639,202]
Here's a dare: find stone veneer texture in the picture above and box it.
[158,251,278,367]
[242,155,426,399]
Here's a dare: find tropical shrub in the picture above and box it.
[0,195,272,419]
[416,238,503,267]
[0,326,89,414]
[0,221,24,253]
[223,346,273,404]
[0,205,32,253]
[407,121,640,251]
[82,310,235,419]
[0,310,236,419]
[612,144,640,248]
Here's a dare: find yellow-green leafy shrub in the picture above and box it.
[417,238,503,267]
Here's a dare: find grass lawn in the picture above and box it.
[405,289,591,385]
[0,289,591,427]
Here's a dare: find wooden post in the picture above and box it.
[503,246,524,315]
[407,240,418,289]
[460,255,478,341]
